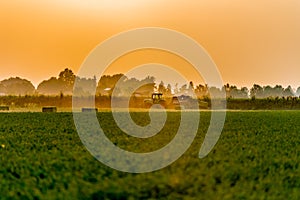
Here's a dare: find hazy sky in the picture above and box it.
[0,0,299,89]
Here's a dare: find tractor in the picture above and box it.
[143,93,182,109]
[143,93,166,108]
[143,93,208,110]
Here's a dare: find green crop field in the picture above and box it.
[0,111,299,200]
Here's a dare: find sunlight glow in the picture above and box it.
[58,0,157,11]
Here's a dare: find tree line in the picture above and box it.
[0,68,299,99]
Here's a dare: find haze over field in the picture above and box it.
[0,2,300,199]
[0,0,299,88]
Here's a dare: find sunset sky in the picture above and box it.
[0,0,299,89]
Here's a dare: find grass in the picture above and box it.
[0,111,299,199]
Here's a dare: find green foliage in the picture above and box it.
[0,111,299,199]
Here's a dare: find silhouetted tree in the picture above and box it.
[179,84,188,95]
[263,85,273,97]
[250,84,264,98]
[134,76,155,97]
[0,77,35,95]
[119,77,137,96]
[0,83,6,95]
[224,83,231,98]
[296,87,300,96]
[208,86,223,98]
[273,85,284,97]
[37,77,63,95]
[187,81,195,96]
[96,74,126,96]
[165,84,172,97]
[221,84,248,99]
[260,85,284,98]
[58,68,76,94]
[195,84,208,98]
[37,68,76,95]
[282,86,294,97]
[158,81,166,94]
[230,86,249,99]
[241,87,249,98]
[97,74,155,97]
[173,83,179,95]
[74,76,97,96]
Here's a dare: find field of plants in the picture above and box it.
[0,111,299,199]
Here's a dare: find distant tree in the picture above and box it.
[240,87,249,98]
[261,85,285,98]
[37,68,76,95]
[0,77,35,95]
[221,84,248,99]
[226,85,240,98]
[158,81,166,94]
[173,83,179,95]
[98,75,155,97]
[296,87,300,96]
[282,86,294,97]
[0,83,6,95]
[229,85,237,98]
[96,74,126,95]
[224,83,231,98]
[59,68,75,83]
[74,76,97,96]
[250,84,264,98]
[179,84,188,95]
[187,81,195,96]
[37,77,63,95]
[273,85,284,97]
[58,68,76,94]
[165,84,172,97]
[208,86,223,98]
[135,76,155,97]
[195,84,208,98]
[263,85,273,98]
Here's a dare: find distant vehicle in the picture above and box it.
[143,93,166,108]
[143,93,209,110]
[142,93,182,110]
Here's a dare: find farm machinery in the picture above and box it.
[143,93,167,108]
[142,93,208,110]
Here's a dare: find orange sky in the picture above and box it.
[0,0,300,89]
